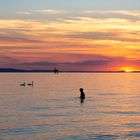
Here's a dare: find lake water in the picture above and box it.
[0,73,140,140]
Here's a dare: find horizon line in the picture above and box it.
[0,68,140,73]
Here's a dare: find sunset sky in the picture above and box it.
[0,0,140,71]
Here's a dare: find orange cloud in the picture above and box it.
[0,12,140,70]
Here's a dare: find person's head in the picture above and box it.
[80,88,84,92]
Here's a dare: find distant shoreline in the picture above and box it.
[0,68,140,73]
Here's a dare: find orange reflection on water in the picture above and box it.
[0,73,140,139]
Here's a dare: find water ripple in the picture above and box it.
[0,127,36,136]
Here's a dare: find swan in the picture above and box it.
[20,82,25,86]
[27,81,34,86]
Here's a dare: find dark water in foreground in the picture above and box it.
[0,73,140,140]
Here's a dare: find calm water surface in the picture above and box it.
[0,73,140,140]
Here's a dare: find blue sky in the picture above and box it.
[0,0,140,19]
[1,0,140,13]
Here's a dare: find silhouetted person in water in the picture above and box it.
[80,88,85,102]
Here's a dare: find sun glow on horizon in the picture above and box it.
[119,66,139,72]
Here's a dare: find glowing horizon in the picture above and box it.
[0,0,140,71]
